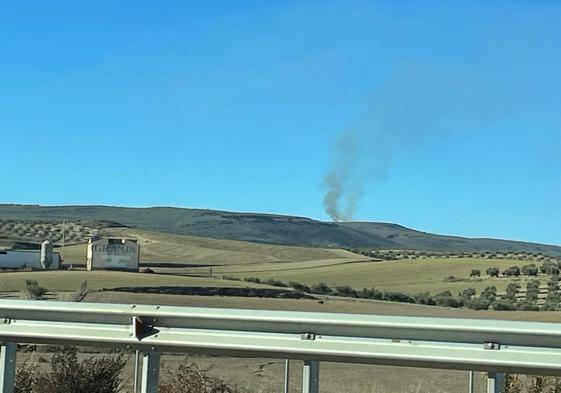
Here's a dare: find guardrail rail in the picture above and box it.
[0,300,560,392]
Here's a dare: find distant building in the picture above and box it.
[86,237,140,271]
[0,241,61,270]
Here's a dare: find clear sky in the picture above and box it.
[1,1,560,245]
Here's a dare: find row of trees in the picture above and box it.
[470,261,561,278]
[346,248,559,262]
[244,277,561,311]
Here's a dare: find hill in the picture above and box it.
[0,204,560,256]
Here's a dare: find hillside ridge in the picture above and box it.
[0,204,559,256]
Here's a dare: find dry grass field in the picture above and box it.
[190,257,551,295]
[51,227,560,298]
[57,227,358,266]
[0,270,270,292]
[84,291,561,322]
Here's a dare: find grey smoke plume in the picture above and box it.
[322,131,361,222]
[322,64,482,222]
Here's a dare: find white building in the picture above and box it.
[86,237,140,271]
[0,241,61,270]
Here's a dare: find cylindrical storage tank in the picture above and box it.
[40,240,53,269]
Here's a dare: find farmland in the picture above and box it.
[0,211,560,316]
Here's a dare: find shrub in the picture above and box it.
[502,283,520,304]
[221,276,241,281]
[506,283,521,296]
[25,280,48,299]
[160,362,242,393]
[548,275,560,291]
[333,286,357,298]
[382,291,414,303]
[466,297,491,310]
[493,300,516,311]
[480,286,497,303]
[525,279,541,304]
[542,294,561,311]
[459,288,476,299]
[357,288,370,298]
[469,269,481,278]
[433,291,462,308]
[517,300,540,311]
[486,267,500,277]
[288,281,310,292]
[504,374,522,393]
[413,292,436,305]
[244,277,260,283]
[310,283,333,295]
[522,264,539,276]
[363,288,384,300]
[541,261,560,275]
[16,347,126,393]
[265,279,288,287]
[502,266,520,277]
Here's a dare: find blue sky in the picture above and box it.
[1,1,560,245]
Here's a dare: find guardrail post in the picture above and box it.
[302,360,319,393]
[487,372,504,393]
[133,350,141,393]
[469,371,474,393]
[0,342,16,393]
[140,350,160,393]
[284,359,290,393]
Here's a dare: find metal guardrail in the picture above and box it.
[0,300,560,392]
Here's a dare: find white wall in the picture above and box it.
[0,251,60,270]
[87,239,139,271]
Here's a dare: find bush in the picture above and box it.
[502,283,520,304]
[382,291,414,303]
[541,261,559,274]
[542,294,561,311]
[502,266,520,277]
[459,288,476,299]
[466,298,491,310]
[525,279,541,304]
[480,286,497,303]
[288,281,310,293]
[160,363,243,393]
[433,291,462,308]
[361,288,383,300]
[469,269,481,278]
[244,277,260,283]
[333,286,357,298]
[486,267,500,277]
[25,280,48,299]
[548,275,560,291]
[16,347,126,393]
[517,300,540,311]
[413,292,436,305]
[265,279,288,287]
[522,264,539,276]
[310,283,333,295]
[493,300,517,311]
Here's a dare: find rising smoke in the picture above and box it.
[322,131,360,222]
[322,64,482,222]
